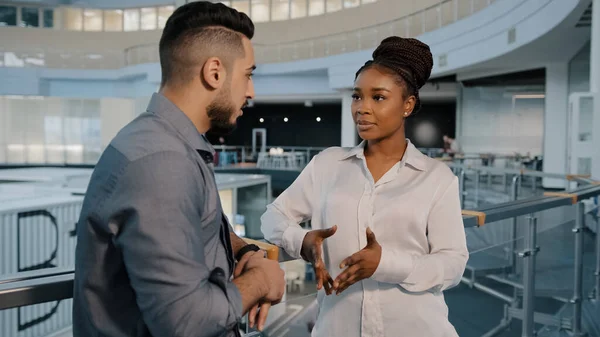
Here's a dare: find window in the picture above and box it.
[104,9,123,31]
[271,0,290,21]
[64,7,82,30]
[21,7,39,27]
[124,9,140,31]
[157,6,174,28]
[0,6,17,26]
[291,0,307,18]
[43,9,54,28]
[231,0,250,16]
[141,7,157,30]
[308,0,324,16]
[83,9,102,31]
[326,0,342,13]
[343,0,359,8]
[251,0,269,22]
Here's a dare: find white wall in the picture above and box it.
[459,85,544,155]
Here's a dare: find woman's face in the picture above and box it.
[351,66,415,141]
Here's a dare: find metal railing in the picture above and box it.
[0,0,495,69]
[1,176,599,337]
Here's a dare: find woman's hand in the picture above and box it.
[333,227,381,295]
[300,225,338,295]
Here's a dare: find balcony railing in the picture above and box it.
[0,166,599,337]
[0,0,495,69]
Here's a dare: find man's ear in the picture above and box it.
[202,57,226,90]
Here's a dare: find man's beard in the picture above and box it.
[206,90,239,136]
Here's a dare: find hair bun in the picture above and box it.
[371,36,433,90]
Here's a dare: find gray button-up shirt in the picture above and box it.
[73,93,242,337]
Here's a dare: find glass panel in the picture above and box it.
[473,0,489,12]
[124,8,140,31]
[291,0,307,18]
[6,97,27,163]
[441,0,454,26]
[343,0,359,8]
[326,0,342,12]
[251,0,269,22]
[83,9,102,31]
[64,99,83,164]
[0,6,17,26]
[423,6,439,32]
[104,9,123,31]
[457,0,472,19]
[271,0,290,21]
[141,7,157,30]
[578,97,593,142]
[157,6,174,28]
[64,7,82,30]
[43,9,54,28]
[308,0,325,16]
[24,99,44,163]
[361,0,376,3]
[20,7,39,27]
[81,99,101,163]
[231,0,250,15]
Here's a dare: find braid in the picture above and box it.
[355,36,433,114]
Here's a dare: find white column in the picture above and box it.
[542,63,569,189]
[591,0,600,180]
[341,90,357,147]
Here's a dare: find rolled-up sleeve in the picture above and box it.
[371,176,469,293]
[106,151,242,336]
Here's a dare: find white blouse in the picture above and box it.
[261,140,469,337]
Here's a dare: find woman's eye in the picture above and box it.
[373,95,385,101]
[351,94,360,100]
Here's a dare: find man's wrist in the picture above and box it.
[236,243,261,261]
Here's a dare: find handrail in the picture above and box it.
[1,0,493,68]
[2,182,600,310]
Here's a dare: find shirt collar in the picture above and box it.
[146,92,215,155]
[340,139,428,171]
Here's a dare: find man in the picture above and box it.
[72,2,285,336]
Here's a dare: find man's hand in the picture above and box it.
[247,301,272,331]
[234,250,271,331]
[333,227,381,295]
[300,225,337,295]
[234,250,265,278]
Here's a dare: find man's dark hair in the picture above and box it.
[159,1,255,88]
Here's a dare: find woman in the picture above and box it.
[261,36,468,337]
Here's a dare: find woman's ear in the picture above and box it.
[403,95,416,117]
[201,57,226,90]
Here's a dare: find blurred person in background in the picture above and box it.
[73,2,284,337]
[262,36,468,337]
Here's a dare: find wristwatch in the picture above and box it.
[235,243,261,262]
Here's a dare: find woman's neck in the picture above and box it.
[365,131,408,161]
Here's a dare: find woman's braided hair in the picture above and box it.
[355,36,433,114]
